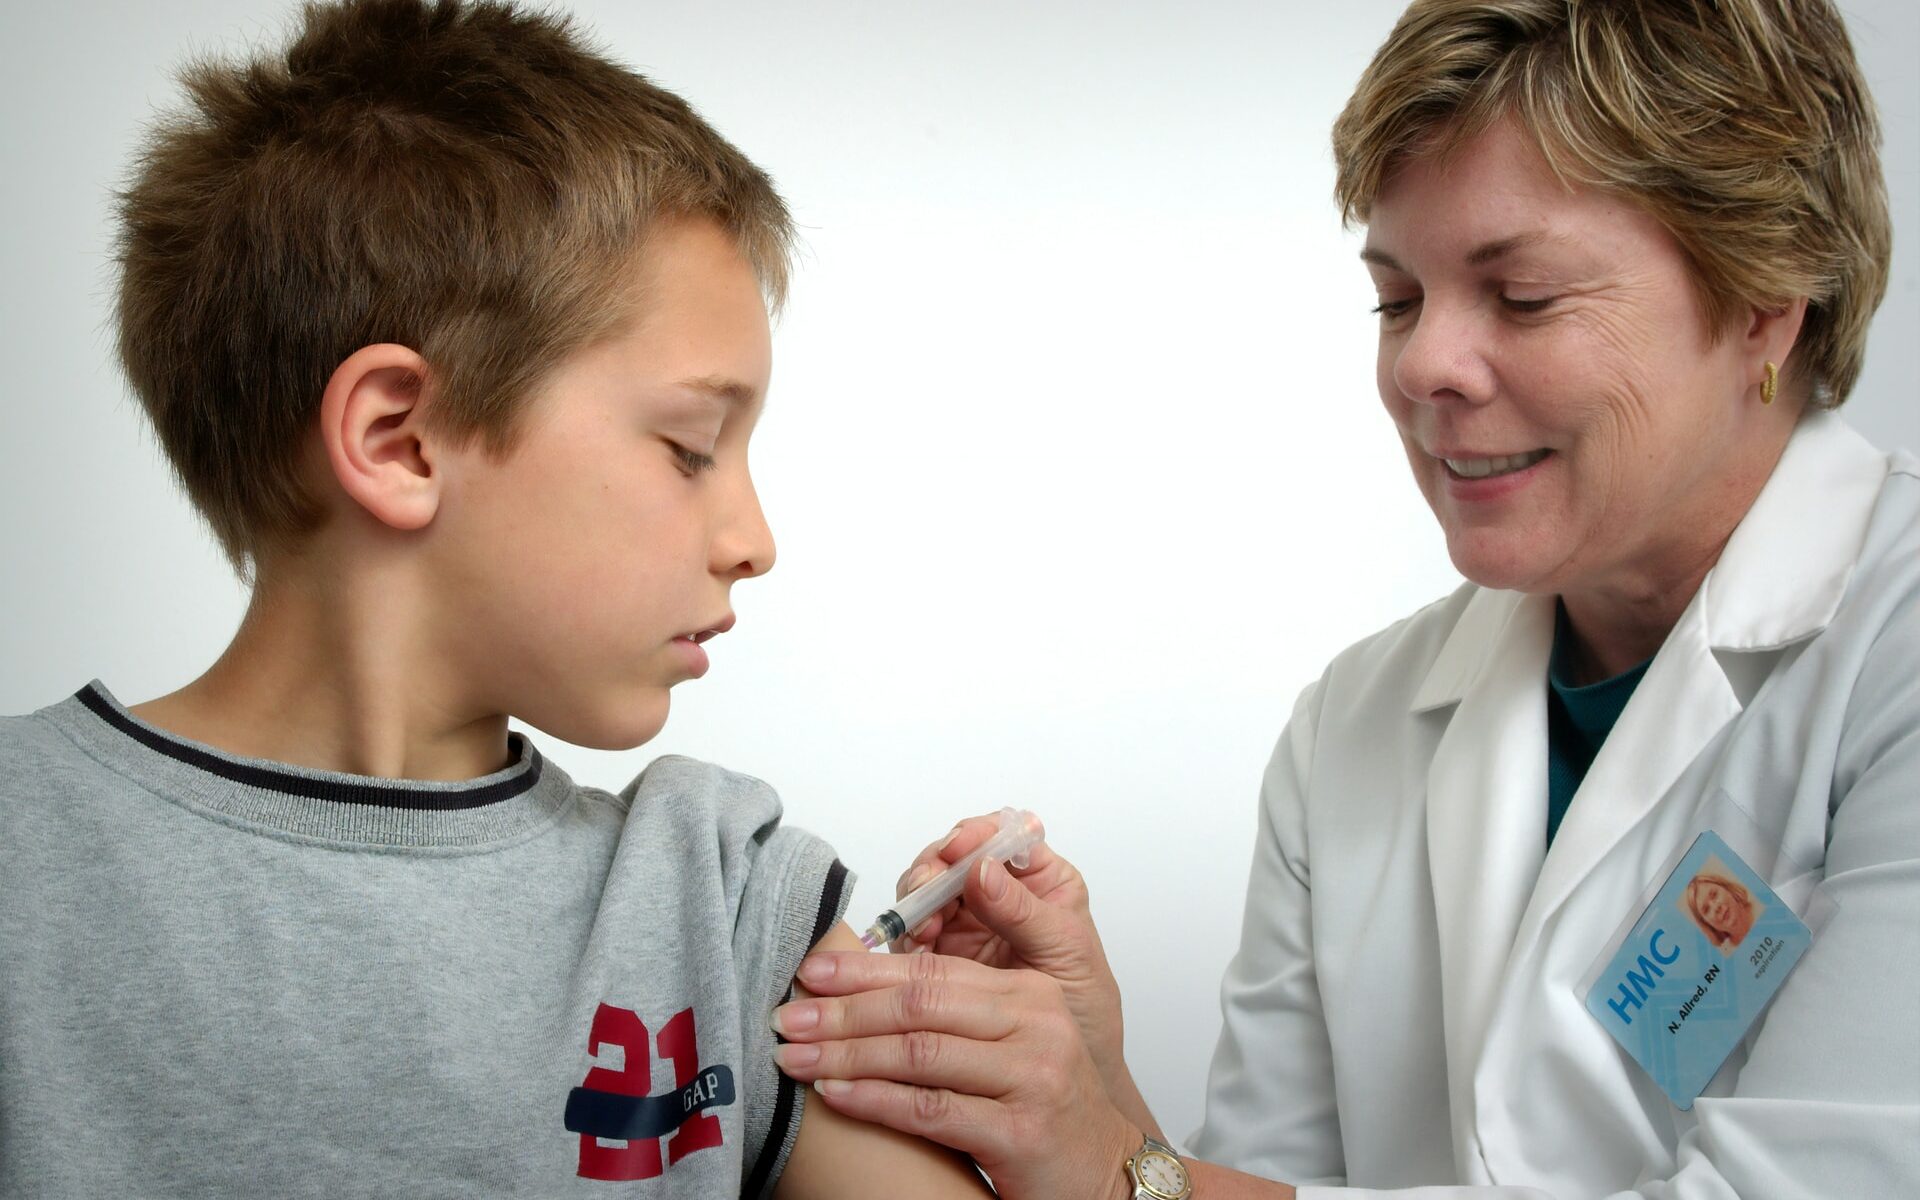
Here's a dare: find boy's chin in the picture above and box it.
[521,688,672,752]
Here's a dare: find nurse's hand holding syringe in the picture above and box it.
[861,809,1129,1086]
[858,807,1046,948]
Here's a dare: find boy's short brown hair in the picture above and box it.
[116,0,795,572]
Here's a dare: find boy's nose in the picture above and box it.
[714,478,776,580]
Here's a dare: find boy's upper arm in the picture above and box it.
[772,923,994,1200]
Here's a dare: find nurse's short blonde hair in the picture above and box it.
[1331,0,1891,408]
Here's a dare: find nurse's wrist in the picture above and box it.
[1107,1066,1164,1143]
[1104,1123,1143,1200]
[1185,1156,1297,1198]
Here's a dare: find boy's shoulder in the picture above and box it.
[0,687,847,958]
[0,685,119,798]
[616,753,781,822]
[607,752,841,911]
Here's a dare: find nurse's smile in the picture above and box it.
[1431,446,1555,502]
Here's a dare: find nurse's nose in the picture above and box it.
[1392,297,1495,411]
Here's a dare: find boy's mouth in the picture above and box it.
[680,613,736,644]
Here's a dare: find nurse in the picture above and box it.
[769,0,1919,1197]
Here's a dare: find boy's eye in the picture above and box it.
[670,444,718,474]
[1372,297,1419,320]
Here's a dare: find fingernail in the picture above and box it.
[771,1002,818,1035]
[773,1043,820,1070]
[814,1079,851,1098]
[904,863,935,893]
[980,856,1008,900]
[796,955,834,986]
[937,825,963,851]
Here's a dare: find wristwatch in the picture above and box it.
[1124,1134,1192,1199]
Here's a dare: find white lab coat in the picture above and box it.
[1189,413,1920,1199]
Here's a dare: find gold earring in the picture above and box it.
[1761,361,1778,406]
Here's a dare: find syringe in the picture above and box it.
[858,808,1046,950]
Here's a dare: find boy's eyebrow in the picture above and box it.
[1359,245,1402,271]
[675,376,760,408]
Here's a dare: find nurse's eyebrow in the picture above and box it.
[1465,231,1572,265]
[1360,232,1575,272]
[674,376,760,409]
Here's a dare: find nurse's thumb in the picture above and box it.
[965,857,1089,971]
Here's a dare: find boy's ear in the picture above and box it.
[319,343,441,532]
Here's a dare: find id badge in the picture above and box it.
[1582,829,1812,1110]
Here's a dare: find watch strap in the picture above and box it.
[1125,1134,1192,1200]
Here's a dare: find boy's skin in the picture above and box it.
[128,215,992,1197]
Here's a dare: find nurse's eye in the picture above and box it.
[1500,294,1557,314]
[1371,297,1419,320]
[669,443,718,475]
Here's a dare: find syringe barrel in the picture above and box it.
[886,807,1045,936]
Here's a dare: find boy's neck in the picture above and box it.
[131,558,512,783]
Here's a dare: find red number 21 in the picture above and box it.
[576,1004,722,1180]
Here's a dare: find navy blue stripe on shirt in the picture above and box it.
[566,1065,737,1140]
[75,683,540,810]
[744,858,850,1199]
[809,859,851,947]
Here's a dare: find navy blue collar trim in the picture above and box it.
[74,683,540,811]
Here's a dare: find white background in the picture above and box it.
[4,0,1915,1143]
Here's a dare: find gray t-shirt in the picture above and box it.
[0,683,850,1198]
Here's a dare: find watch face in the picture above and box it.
[1138,1150,1189,1198]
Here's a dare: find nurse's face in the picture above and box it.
[1363,119,1777,596]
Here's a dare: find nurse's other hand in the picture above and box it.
[893,830,1125,1081]
[773,947,1136,1200]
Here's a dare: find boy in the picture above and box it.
[0,2,988,1196]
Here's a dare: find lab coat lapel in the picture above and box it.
[1510,590,1740,961]
[1506,413,1882,959]
[1420,589,1554,1136]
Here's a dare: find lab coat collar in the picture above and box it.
[1698,411,1886,652]
[1411,588,1515,714]
[1409,411,1886,715]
